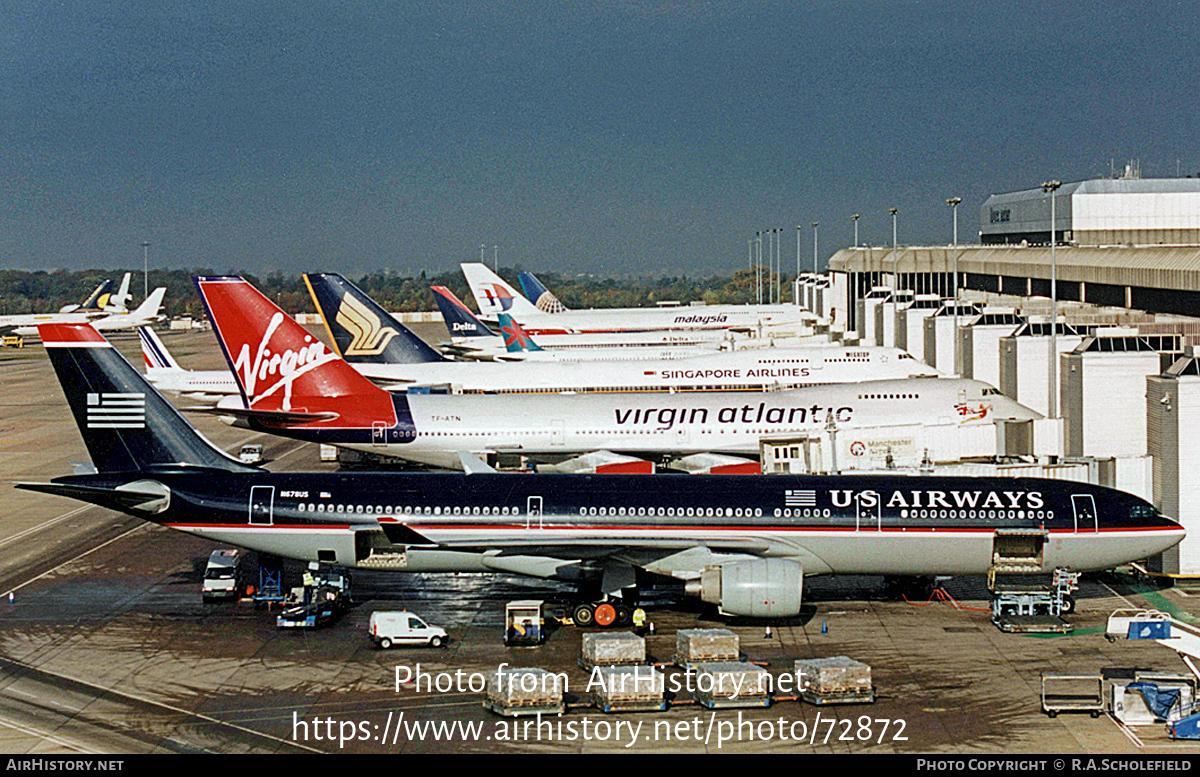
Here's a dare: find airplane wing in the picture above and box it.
[183,406,340,424]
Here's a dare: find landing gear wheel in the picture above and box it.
[594,603,618,627]
[615,605,633,627]
[572,603,596,627]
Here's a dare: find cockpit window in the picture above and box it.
[1129,504,1157,519]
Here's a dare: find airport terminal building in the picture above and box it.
[812,175,1200,575]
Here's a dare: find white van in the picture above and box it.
[369,611,448,649]
[202,549,243,602]
[239,444,264,464]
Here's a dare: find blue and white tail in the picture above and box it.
[36,323,255,474]
[517,272,569,313]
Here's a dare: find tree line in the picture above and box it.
[0,267,789,319]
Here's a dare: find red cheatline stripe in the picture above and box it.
[398,523,1183,535]
[38,323,109,346]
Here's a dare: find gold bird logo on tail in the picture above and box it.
[335,294,398,356]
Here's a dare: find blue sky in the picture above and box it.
[2,2,1197,277]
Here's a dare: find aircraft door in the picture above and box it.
[372,422,388,448]
[856,492,881,531]
[550,420,565,447]
[526,496,543,529]
[249,485,274,526]
[1071,494,1098,533]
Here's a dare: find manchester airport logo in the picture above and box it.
[86,392,145,429]
[335,294,399,356]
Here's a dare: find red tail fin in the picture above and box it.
[195,276,396,426]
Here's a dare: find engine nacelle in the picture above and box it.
[699,559,803,617]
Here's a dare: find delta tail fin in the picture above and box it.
[460,263,543,319]
[34,323,256,474]
[303,273,447,365]
[430,285,497,338]
[517,272,569,313]
[496,314,545,353]
[195,276,401,429]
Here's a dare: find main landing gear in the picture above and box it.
[571,601,633,628]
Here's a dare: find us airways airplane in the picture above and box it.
[462,263,812,335]
[301,273,929,394]
[196,275,1033,472]
[20,322,1185,622]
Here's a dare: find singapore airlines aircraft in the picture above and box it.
[303,272,930,394]
[196,275,1034,472]
[461,263,812,335]
[21,321,1184,623]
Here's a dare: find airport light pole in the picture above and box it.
[140,241,150,300]
[493,245,498,272]
[812,222,819,274]
[889,208,898,289]
[755,231,763,305]
[946,197,962,375]
[1042,180,1061,418]
[796,225,802,280]
[851,214,859,249]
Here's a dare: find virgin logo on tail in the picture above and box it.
[233,312,338,411]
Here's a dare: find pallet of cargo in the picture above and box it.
[485,667,565,717]
[590,665,666,714]
[482,698,566,718]
[795,657,875,705]
[674,629,740,669]
[692,661,772,709]
[578,632,645,671]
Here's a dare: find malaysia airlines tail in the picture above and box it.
[303,273,447,365]
[430,285,497,338]
[517,271,569,313]
[460,263,543,320]
[496,313,545,353]
[195,276,406,431]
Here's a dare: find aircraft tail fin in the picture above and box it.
[303,273,447,364]
[497,314,545,353]
[75,279,114,313]
[108,272,133,313]
[195,276,401,429]
[517,272,569,313]
[460,263,542,319]
[138,326,181,370]
[430,285,496,338]
[36,323,257,474]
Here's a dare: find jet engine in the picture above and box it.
[698,559,803,617]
